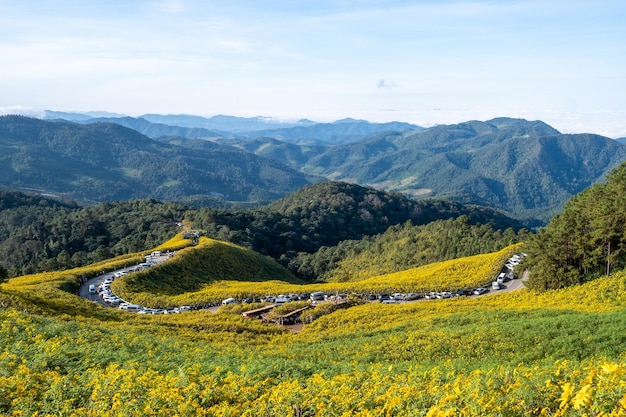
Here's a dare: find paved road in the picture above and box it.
[496,269,529,292]
[78,251,528,311]
[78,253,173,307]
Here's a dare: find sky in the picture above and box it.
[1,0,625,137]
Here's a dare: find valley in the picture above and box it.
[2,114,626,225]
[1,113,626,415]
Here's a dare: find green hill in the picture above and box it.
[187,181,525,279]
[1,182,523,281]
[525,159,626,290]
[301,119,626,223]
[295,217,528,282]
[111,237,301,307]
[0,115,314,205]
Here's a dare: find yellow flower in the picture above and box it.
[572,384,592,410]
[559,382,573,409]
[601,362,619,375]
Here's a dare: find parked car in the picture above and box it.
[274,295,292,304]
[310,291,325,301]
[473,287,488,295]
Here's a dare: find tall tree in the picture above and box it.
[0,263,8,283]
[525,161,626,290]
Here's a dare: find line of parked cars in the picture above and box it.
[94,259,192,315]
[220,253,528,306]
[491,253,526,290]
[96,252,526,313]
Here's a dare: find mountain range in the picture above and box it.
[0,115,314,205]
[4,112,626,225]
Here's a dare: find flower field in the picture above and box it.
[1,237,626,415]
[111,238,521,308]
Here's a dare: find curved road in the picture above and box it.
[78,253,173,307]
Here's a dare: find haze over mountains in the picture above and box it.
[2,111,626,226]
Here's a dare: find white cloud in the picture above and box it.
[0,106,45,118]
[0,1,624,136]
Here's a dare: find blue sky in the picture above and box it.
[1,0,625,136]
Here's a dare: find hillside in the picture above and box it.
[0,182,524,281]
[295,217,528,282]
[111,237,301,308]
[0,116,315,205]
[2,237,626,414]
[186,181,526,279]
[524,159,626,290]
[299,118,626,223]
[0,193,186,276]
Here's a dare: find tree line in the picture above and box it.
[524,162,626,290]
[0,190,185,276]
[1,182,527,281]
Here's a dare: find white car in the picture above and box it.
[473,287,488,295]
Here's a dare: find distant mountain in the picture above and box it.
[292,118,626,223]
[0,116,316,205]
[616,137,626,145]
[43,110,127,121]
[161,136,325,169]
[243,119,422,145]
[77,116,224,140]
[6,112,623,225]
[139,113,312,133]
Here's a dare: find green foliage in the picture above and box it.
[525,161,626,290]
[0,115,312,205]
[187,181,524,280]
[111,237,301,308]
[292,216,529,282]
[1,182,525,283]
[0,191,185,276]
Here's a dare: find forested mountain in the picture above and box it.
[139,113,309,132]
[0,190,185,276]
[187,181,525,279]
[5,113,624,226]
[291,216,529,282]
[238,118,421,145]
[209,137,326,169]
[79,115,420,145]
[295,118,626,223]
[0,116,314,205]
[524,160,626,290]
[0,182,524,280]
[75,116,224,140]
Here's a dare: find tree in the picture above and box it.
[525,161,626,290]
[0,263,8,283]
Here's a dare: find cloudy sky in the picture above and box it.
[1,0,625,136]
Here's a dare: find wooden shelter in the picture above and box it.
[241,304,274,319]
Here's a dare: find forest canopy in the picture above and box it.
[524,161,626,290]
